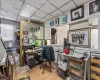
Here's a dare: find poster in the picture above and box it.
[89,0,100,15]
[68,29,90,47]
[71,5,84,21]
[55,18,59,26]
[62,15,67,24]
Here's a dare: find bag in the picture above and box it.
[64,49,69,54]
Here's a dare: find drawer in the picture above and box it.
[69,67,84,78]
[91,66,100,73]
[69,60,84,70]
[91,58,100,64]
[91,73,100,80]
[69,74,84,80]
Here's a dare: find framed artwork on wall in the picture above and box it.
[68,28,91,48]
[62,15,67,24]
[55,18,59,26]
[51,28,57,44]
[50,20,54,27]
[71,5,84,21]
[30,28,33,32]
[89,0,100,15]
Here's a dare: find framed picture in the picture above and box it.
[30,28,33,32]
[62,15,67,24]
[89,0,100,15]
[55,18,59,26]
[71,5,84,21]
[68,28,91,48]
[50,20,54,27]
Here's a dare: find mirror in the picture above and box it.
[22,21,44,45]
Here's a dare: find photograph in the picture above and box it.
[55,18,59,26]
[62,15,67,24]
[89,0,100,15]
[68,29,90,47]
[51,28,57,44]
[30,28,33,32]
[71,5,84,21]
[50,20,54,27]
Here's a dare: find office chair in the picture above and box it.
[40,46,55,74]
[39,47,52,74]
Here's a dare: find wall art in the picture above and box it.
[50,20,54,27]
[68,29,91,47]
[89,0,100,15]
[62,15,67,24]
[55,18,59,26]
[71,5,84,21]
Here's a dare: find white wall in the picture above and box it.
[44,1,100,49]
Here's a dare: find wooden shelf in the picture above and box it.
[91,73,100,80]
[70,69,81,77]
[91,58,100,64]
[91,66,100,73]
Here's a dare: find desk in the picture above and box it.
[24,49,42,67]
[25,49,42,54]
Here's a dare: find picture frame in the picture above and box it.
[55,18,59,26]
[71,5,84,21]
[30,28,33,32]
[62,15,67,24]
[50,20,54,27]
[89,0,100,15]
[68,28,91,48]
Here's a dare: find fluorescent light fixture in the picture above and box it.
[20,3,37,18]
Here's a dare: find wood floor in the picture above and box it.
[16,65,62,80]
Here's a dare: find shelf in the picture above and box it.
[91,73,100,80]
[91,66,100,73]
[91,58,100,64]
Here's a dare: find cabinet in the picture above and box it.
[68,53,88,80]
[90,52,100,80]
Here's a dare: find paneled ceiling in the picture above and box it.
[0,0,91,23]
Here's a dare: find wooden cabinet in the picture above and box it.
[91,52,100,80]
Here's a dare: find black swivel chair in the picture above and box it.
[40,46,55,74]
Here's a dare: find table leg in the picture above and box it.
[2,65,5,74]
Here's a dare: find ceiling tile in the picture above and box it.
[40,19,46,22]
[60,1,76,12]
[4,17,16,21]
[0,15,3,18]
[40,2,57,13]
[73,0,90,6]
[31,15,41,21]
[17,15,28,21]
[44,15,54,20]
[48,0,70,8]
[0,3,2,10]
[0,10,3,18]
[2,5,19,15]
[1,0,23,9]
[0,10,3,15]
[34,10,47,18]
[50,10,62,17]
[3,11,17,20]
[25,0,47,8]
[20,3,38,18]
